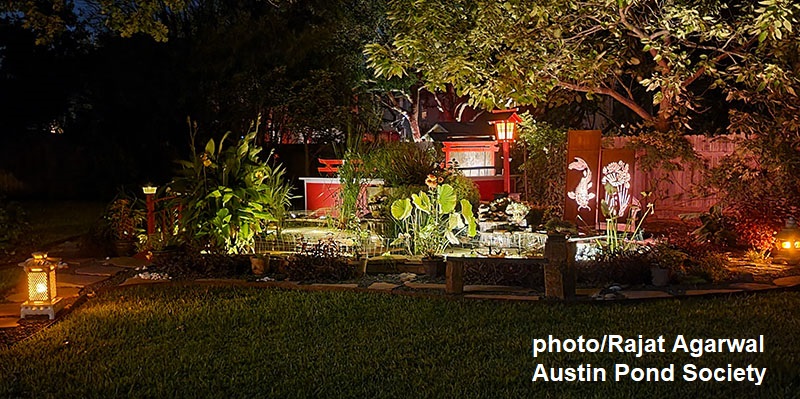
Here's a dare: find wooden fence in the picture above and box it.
[607,134,738,219]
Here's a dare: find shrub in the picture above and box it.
[578,246,654,286]
[679,205,737,247]
[152,244,250,277]
[0,196,28,244]
[366,142,436,187]
[516,118,567,212]
[286,237,356,281]
[683,253,731,284]
[169,121,294,254]
[102,197,145,242]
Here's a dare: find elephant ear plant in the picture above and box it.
[170,121,295,254]
[390,181,477,258]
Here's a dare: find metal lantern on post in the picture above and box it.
[774,217,800,265]
[142,184,157,235]
[489,111,522,194]
[20,252,64,319]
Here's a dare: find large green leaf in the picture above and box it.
[460,199,477,237]
[391,198,412,220]
[412,192,432,213]
[204,139,215,156]
[448,213,461,230]
[437,184,457,213]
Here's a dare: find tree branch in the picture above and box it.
[558,81,654,122]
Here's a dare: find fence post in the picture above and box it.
[543,234,577,299]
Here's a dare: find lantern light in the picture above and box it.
[488,110,522,193]
[774,217,800,265]
[142,184,157,195]
[20,252,64,319]
[494,120,516,142]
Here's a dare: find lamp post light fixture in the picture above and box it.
[489,112,522,194]
[142,184,157,235]
[774,217,800,265]
[20,252,64,319]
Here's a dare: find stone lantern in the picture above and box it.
[774,217,800,265]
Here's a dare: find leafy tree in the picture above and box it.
[0,0,193,44]
[366,0,799,133]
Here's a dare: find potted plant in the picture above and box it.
[390,179,477,277]
[105,198,145,256]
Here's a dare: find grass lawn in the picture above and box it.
[0,267,23,296]
[21,200,106,246]
[1,286,798,398]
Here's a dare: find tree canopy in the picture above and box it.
[366,0,800,133]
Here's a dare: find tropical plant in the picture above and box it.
[390,182,477,258]
[104,198,145,242]
[169,120,295,254]
[680,205,737,247]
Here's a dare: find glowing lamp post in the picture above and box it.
[142,184,157,235]
[774,217,800,265]
[20,253,64,319]
[489,112,521,194]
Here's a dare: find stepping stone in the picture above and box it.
[683,289,742,296]
[106,257,150,269]
[403,282,446,290]
[4,292,27,302]
[58,287,82,298]
[120,277,170,286]
[310,283,358,289]
[464,294,540,301]
[464,285,531,293]
[773,276,800,287]
[0,318,19,329]
[0,302,22,317]
[367,282,399,291]
[57,274,108,288]
[729,283,776,291]
[74,264,125,277]
[66,258,96,268]
[576,288,601,297]
[622,291,673,299]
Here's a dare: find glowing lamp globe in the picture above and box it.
[774,217,800,265]
[20,252,64,319]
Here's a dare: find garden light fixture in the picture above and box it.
[774,217,800,265]
[20,252,64,319]
[489,111,522,194]
[143,184,157,235]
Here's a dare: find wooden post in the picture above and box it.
[445,259,464,294]
[543,234,577,299]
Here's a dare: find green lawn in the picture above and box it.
[21,200,106,246]
[0,267,23,296]
[1,286,798,398]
